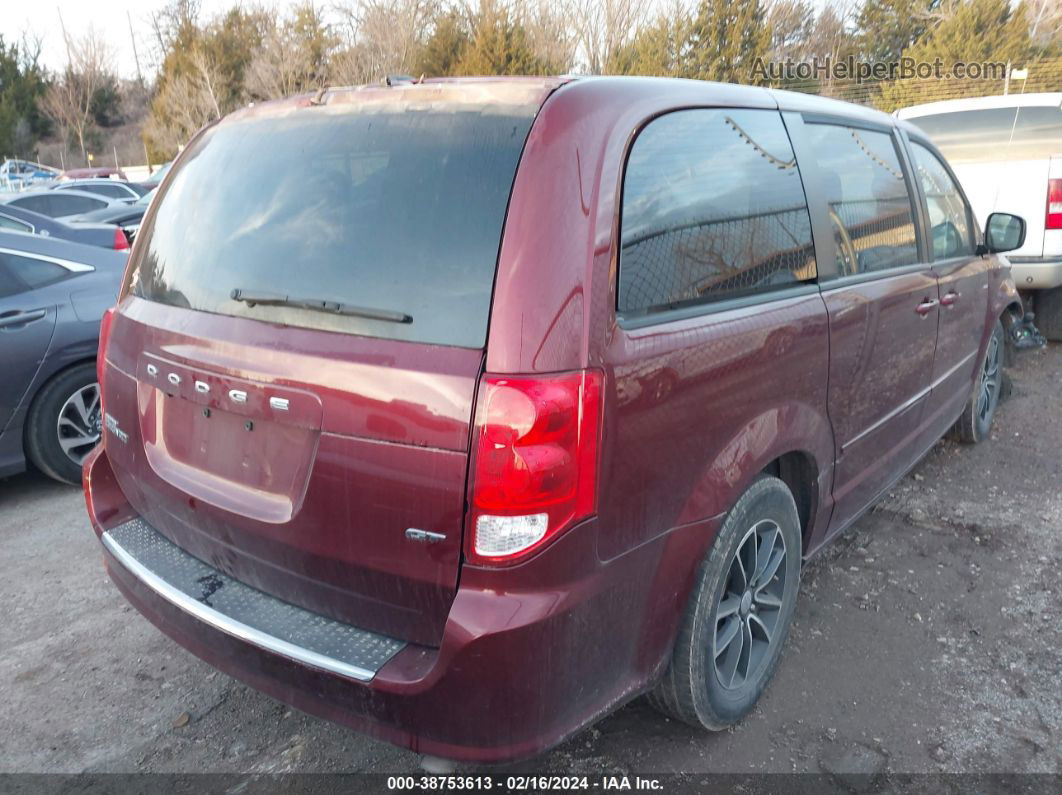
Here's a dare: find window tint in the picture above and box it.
[908,106,1062,163]
[130,103,536,348]
[52,194,105,215]
[805,124,919,276]
[71,183,128,199]
[0,213,31,232]
[0,252,69,297]
[910,142,974,259]
[619,109,816,316]
[12,194,52,215]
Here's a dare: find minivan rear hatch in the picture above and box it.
[101,81,558,646]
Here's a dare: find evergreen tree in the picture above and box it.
[455,3,549,76]
[416,11,471,76]
[681,0,773,84]
[878,0,1033,110]
[0,36,49,157]
[607,11,689,76]
[856,0,940,62]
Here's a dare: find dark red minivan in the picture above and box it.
[84,76,1028,762]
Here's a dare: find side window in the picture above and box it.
[619,108,816,316]
[805,123,919,277]
[909,142,974,259]
[80,183,128,199]
[12,194,52,215]
[0,252,71,297]
[0,213,31,232]
[56,195,105,215]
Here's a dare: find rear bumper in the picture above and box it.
[84,445,719,762]
[1008,256,1062,289]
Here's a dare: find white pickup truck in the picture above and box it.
[897,93,1062,339]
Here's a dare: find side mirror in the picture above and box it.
[983,212,1026,254]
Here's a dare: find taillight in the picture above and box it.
[97,307,115,413]
[113,226,129,250]
[1048,179,1062,230]
[467,370,603,566]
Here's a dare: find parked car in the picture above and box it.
[68,188,155,245]
[60,166,128,181]
[0,202,130,251]
[0,159,61,192]
[133,161,172,192]
[84,77,1026,763]
[897,93,1062,338]
[0,189,130,222]
[52,178,148,202]
[0,231,127,483]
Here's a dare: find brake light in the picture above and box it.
[113,226,129,250]
[468,370,603,565]
[97,307,115,414]
[1048,179,1062,230]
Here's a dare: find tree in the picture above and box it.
[332,0,436,84]
[570,0,648,74]
[143,7,268,161]
[42,29,113,164]
[0,35,49,158]
[455,1,551,75]
[607,2,690,76]
[522,0,577,74]
[414,10,471,75]
[682,0,773,83]
[855,0,940,61]
[767,0,815,60]
[877,0,1033,110]
[245,4,336,100]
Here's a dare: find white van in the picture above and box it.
[897,93,1062,338]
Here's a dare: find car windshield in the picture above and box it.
[136,188,156,206]
[128,100,536,348]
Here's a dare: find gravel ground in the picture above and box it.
[1,345,1059,783]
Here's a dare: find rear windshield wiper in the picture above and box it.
[230,289,412,324]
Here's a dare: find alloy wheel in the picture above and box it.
[712,519,789,690]
[976,333,1001,423]
[56,383,101,466]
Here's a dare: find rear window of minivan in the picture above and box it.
[128,101,537,348]
[908,105,1062,163]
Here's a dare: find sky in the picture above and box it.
[0,0,267,78]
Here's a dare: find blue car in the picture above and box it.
[0,230,127,483]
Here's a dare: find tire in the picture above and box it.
[649,475,802,729]
[24,363,101,485]
[952,320,1004,445]
[1035,286,1062,342]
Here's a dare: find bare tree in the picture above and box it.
[42,29,113,164]
[767,0,815,59]
[331,0,438,84]
[245,4,336,99]
[568,0,649,74]
[520,0,578,72]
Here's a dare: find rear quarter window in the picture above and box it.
[129,102,537,348]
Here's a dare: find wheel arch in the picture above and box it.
[761,450,819,553]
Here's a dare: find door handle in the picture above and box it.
[0,309,47,329]
[915,298,939,316]
[940,291,960,307]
